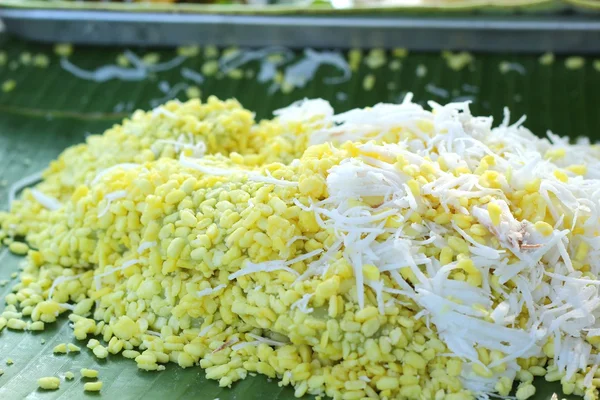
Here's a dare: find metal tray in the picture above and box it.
[1,9,600,52]
[0,0,567,15]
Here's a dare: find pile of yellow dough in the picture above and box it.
[2,96,600,400]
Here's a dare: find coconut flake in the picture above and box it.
[137,241,157,253]
[8,170,44,205]
[197,284,227,298]
[228,261,300,281]
[91,163,139,185]
[30,189,62,211]
[291,293,314,314]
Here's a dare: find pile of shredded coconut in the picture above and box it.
[1,95,600,400]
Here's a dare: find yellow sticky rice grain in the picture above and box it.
[539,52,555,66]
[177,45,200,57]
[416,64,427,77]
[116,54,130,67]
[142,53,161,66]
[53,43,73,57]
[19,52,32,66]
[1,80,16,93]
[565,56,585,70]
[8,241,29,255]
[441,51,474,71]
[201,60,219,77]
[67,343,81,352]
[389,60,402,71]
[65,371,75,380]
[2,95,600,400]
[84,381,103,392]
[362,74,375,91]
[53,343,68,354]
[38,376,60,390]
[186,86,202,100]
[392,48,408,58]
[33,54,50,68]
[347,49,362,71]
[81,368,99,378]
[364,49,387,69]
[204,46,219,59]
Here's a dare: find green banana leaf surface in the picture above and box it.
[1,34,599,399]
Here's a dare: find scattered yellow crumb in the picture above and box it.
[65,371,75,380]
[364,48,387,69]
[223,47,240,58]
[33,54,50,68]
[84,381,103,392]
[1,80,16,93]
[278,80,292,94]
[442,51,474,71]
[53,43,73,57]
[204,45,219,59]
[362,74,376,91]
[539,52,555,66]
[565,56,585,70]
[0,369,4,376]
[142,53,160,65]
[185,86,201,99]
[389,60,401,71]
[201,60,219,76]
[67,343,81,352]
[38,377,60,390]
[347,48,362,71]
[227,69,243,80]
[266,53,285,64]
[41,339,46,345]
[392,48,408,58]
[177,45,200,57]
[499,61,514,74]
[116,54,130,67]
[81,368,99,378]
[53,343,68,354]
[6,359,13,365]
[19,52,32,66]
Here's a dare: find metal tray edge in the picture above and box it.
[0,0,566,15]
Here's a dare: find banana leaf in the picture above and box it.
[1,34,599,399]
